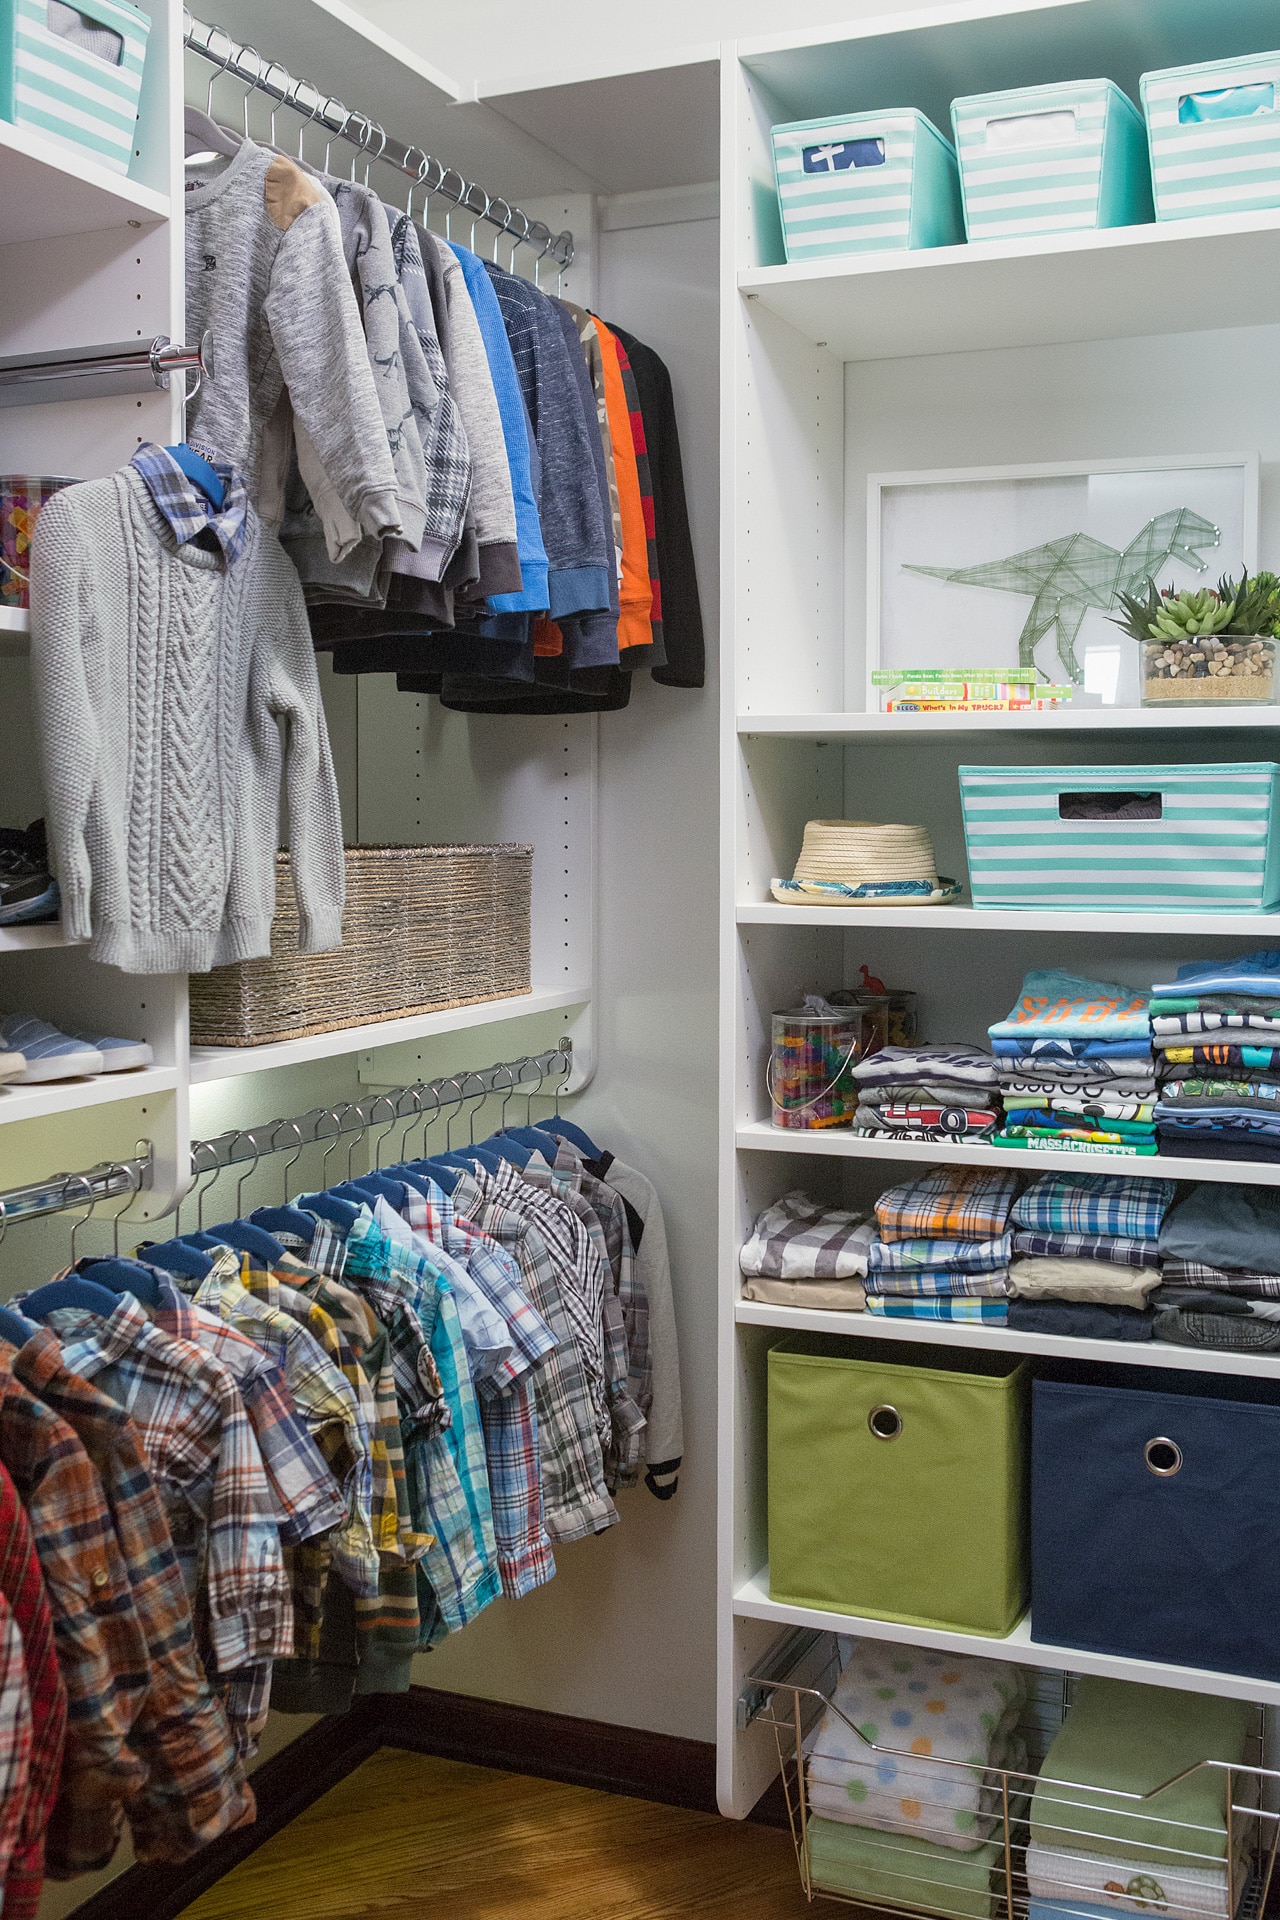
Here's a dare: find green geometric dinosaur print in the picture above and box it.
[906,507,1221,683]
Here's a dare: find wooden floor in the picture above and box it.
[177,1748,818,1920]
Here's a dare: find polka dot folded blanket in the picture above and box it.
[806,1643,1029,1853]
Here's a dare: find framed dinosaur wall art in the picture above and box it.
[868,453,1259,711]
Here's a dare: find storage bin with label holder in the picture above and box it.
[770,107,964,264]
[0,0,150,176]
[1032,1367,1280,1681]
[951,79,1153,241]
[768,1334,1028,1635]
[1141,49,1280,223]
[959,761,1280,913]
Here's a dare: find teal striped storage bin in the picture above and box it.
[951,79,1153,241]
[771,107,964,263]
[0,0,150,176]
[1141,51,1280,223]
[959,762,1280,913]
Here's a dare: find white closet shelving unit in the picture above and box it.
[718,0,1280,1821]
[0,1,595,1260]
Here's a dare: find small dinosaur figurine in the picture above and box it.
[906,507,1221,683]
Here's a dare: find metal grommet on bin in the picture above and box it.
[1144,1436,1182,1476]
[868,1404,903,1442]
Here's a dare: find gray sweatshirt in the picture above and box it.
[184,138,401,551]
[30,468,345,975]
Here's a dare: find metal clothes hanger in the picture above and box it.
[323,105,352,176]
[68,1171,100,1265]
[232,1128,264,1219]
[368,1094,401,1171]
[271,1119,305,1202]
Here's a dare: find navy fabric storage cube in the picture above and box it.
[1032,1371,1280,1681]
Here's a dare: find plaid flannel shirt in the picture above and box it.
[268,1259,425,1690]
[554,1141,651,1432]
[454,1167,616,1544]
[875,1168,1024,1243]
[182,1253,378,1602]
[52,1294,292,1674]
[11,1331,252,1861]
[0,1348,149,1873]
[865,1298,1008,1323]
[1159,1258,1280,1297]
[150,1275,343,1548]
[402,1178,556,1598]
[1012,1228,1161,1268]
[529,1153,646,1489]
[0,1455,64,1920]
[867,1233,1012,1275]
[0,1592,31,1914]
[1009,1172,1178,1239]
[493,1162,611,1452]
[344,1212,498,1641]
[864,1269,1013,1299]
[129,441,248,562]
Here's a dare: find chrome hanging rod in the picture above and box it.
[0,334,214,410]
[182,12,575,272]
[0,1148,154,1234]
[189,1041,573,1177]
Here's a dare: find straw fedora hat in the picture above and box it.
[792,819,938,888]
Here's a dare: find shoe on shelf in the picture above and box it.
[0,1016,103,1082]
[0,820,59,926]
[68,1031,153,1072]
[0,1052,25,1086]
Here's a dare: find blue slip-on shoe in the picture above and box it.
[68,1030,153,1072]
[0,1016,103,1082]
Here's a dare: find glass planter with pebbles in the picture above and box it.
[1113,570,1280,708]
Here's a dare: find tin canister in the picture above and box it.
[769,1005,867,1129]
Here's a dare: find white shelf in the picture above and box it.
[739,209,1280,364]
[0,120,168,245]
[189,983,591,1083]
[0,924,64,953]
[738,901,1280,936]
[735,1119,1280,1188]
[736,1297,1280,1379]
[739,709,1280,737]
[0,1066,176,1126]
[732,1568,1280,1710]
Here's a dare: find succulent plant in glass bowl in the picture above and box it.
[1112,570,1280,706]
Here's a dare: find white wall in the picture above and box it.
[415,212,722,1741]
[349,0,945,91]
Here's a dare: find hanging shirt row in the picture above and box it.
[0,1116,679,1912]
[183,119,704,712]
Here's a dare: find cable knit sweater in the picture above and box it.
[30,467,345,974]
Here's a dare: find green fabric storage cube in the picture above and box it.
[768,1335,1029,1635]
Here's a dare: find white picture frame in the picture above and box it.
[866,452,1261,711]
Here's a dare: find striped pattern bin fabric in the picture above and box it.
[959,762,1280,913]
[952,79,1153,241]
[0,0,150,176]
[1142,51,1280,223]
[771,107,964,263]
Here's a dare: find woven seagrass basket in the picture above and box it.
[188,844,533,1047]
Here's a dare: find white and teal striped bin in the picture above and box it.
[959,762,1280,913]
[1142,50,1280,222]
[950,79,1152,242]
[770,107,964,264]
[0,0,150,177]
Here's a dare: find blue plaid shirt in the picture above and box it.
[129,441,248,563]
[1010,1172,1178,1239]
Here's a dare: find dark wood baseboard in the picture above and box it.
[65,1685,784,1920]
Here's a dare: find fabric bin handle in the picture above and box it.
[45,0,125,65]
[1144,1436,1183,1476]
[1057,789,1162,821]
[984,108,1078,151]
[1179,83,1275,125]
[868,1404,903,1442]
[801,138,886,175]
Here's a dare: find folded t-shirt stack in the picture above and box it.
[809,1641,1028,1842]
[1028,1677,1255,1920]
[738,1190,875,1310]
[865,1167,1022,1323]
[852,1044,1002,1144]
[1152,1181,1280,1351]
[1151,952,1280,1164]
[989,969,1156,1156]
[1005,1171,1177,1341]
